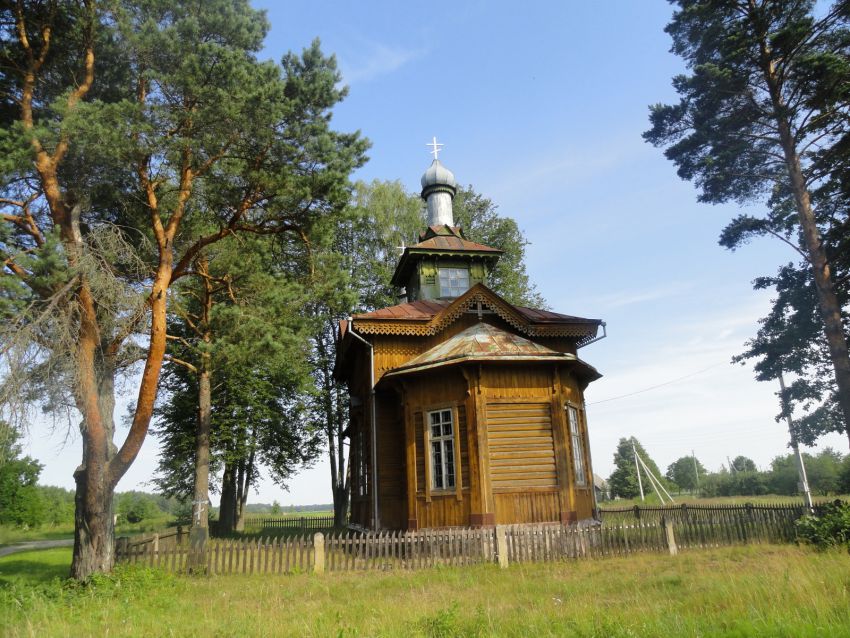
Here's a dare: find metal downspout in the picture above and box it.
[348,324,380,530]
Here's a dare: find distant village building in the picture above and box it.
[335,147,605,530]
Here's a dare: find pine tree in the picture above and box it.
[645,0,850,446]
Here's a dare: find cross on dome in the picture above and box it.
[427,136,443,160]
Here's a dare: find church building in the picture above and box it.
[334,147,605,530]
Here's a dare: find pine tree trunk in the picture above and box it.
[190,361,211,546]
[762,47,850,447]
[218,461,236,534]
[70,287,118,580]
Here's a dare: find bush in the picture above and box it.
[796,501,850,551]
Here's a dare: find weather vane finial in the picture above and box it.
[427,136,443,160]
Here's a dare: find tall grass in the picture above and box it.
[2,545,849,636]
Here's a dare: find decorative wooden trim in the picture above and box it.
[550,367,573,519]
[401,383,417,530]
[353,285,599,340]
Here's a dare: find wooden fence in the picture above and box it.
[117,534,314,575]
[242,515,335,532]
[324,527,496,571]
[597,501,825,525]
[115,503,817,575]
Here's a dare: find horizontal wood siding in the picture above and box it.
[483,367,551,399]
[487,402,557,490]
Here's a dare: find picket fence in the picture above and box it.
[115,502,810,575]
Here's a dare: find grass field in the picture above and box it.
[2,544,849,637]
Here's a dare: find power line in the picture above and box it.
[587,361,728,406]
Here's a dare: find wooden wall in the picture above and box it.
[348,321,597,530]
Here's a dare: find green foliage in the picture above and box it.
[0,423,45,528]
[452,186,546,308]
[700,470,768,498]
[730,456,757,473]
[733,264,846,445]
[645,0,850,442]
[115,492,160,524]
[665,455,706,493]
[608,437,666,499]
[796,501,850,551]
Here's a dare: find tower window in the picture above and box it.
[438,267,469,298]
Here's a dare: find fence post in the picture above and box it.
[153,533,160,554]
[495,525,509,569]
[116,536,129,560]
[177,525,184,545]
[663,517,678,556]
[313,532,325,574]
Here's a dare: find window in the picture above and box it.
[356,428,367,497]
[438,267,469,298]
[428,409,455,490]
[567,405,587,487]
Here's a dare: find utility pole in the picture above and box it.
[778,373,813,511]
[632,441,645,502]
[692,450,700,493]
[727,456,736,474]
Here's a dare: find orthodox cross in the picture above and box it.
[427,136,443,160]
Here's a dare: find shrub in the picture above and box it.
[796,501,850,551]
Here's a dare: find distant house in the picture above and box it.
[335,152,605,530]
[593,474,609,502]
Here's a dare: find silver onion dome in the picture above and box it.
[420,159,458,191]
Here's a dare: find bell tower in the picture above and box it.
[390,139,502,302]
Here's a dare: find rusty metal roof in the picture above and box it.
[353,299,450,321]
[383,322,600,380]
[353,298,598,325]
[410,234,502,253]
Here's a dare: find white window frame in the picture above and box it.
[356,427,367,497]
[566,404,587,487]
[438,267,470,299]
[427,408,456,490]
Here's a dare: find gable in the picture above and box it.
[352,283,601,342]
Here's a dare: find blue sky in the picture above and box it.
[26,1,847,504]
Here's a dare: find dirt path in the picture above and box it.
[0,539,74,558]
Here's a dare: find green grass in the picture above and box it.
[0,548,71,586]
[0,516,183,548]
[2,544,850,636]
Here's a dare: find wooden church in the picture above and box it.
[335,147,605,530]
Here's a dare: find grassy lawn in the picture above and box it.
[2,544,849,637]
[0,517,184,548]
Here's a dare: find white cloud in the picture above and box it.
[339,40,426,85]
[580,281,695,311]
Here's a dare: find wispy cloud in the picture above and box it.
[339,39,426,85]
[579,281,695,311]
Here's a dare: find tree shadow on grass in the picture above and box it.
[0,550,71,587]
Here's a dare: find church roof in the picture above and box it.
[382,322,600,380]
[351,283,603,343]
[390,225,501,287]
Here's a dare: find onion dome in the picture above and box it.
[420,159,458,194]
